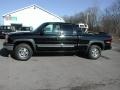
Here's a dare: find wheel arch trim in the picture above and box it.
[13,39,36,52]
[87,41,105,51]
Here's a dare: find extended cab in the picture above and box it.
[3,22,112,61]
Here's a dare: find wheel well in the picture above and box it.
[14,41,35,52]
[90,43,103,50]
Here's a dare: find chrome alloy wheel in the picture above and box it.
[18,47,29,59]
[91,48,100,58]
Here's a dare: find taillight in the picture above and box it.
[105,39,112,44]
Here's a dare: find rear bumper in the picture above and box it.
[104,44,112,50]
[3,42,14,51]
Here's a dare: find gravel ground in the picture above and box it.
[0,39,120,90]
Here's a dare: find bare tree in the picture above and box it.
[63,6,100,32]
[63,12,86,24]
[85,7,100,32]
[101,0,120,37]
[63,0,120,36]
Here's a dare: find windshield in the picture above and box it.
[33,23,49,33]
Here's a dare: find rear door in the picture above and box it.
[59,24,78,51]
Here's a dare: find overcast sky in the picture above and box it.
[0,0,114,24]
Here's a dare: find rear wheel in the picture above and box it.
[88,45,101,60]
[12,44,33,61]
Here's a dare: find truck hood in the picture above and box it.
[9,31,33,35]
[7,31,35,39]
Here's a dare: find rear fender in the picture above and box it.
[87,41,105,52]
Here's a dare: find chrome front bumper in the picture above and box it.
[3,43,14,51]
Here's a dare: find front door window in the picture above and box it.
[43,24,60,35]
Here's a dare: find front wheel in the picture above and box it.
[88,45,101,60]
[12,44,33,61]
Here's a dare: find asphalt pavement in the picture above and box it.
[0,39,120,90]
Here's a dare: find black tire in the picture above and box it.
[12,44,33,61]
[88,45,101,60]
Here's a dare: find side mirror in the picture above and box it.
[30,27,33,31]
[40,29,44,35]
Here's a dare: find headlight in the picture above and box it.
[2,32,5,34]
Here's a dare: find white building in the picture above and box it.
[3,5,64,30]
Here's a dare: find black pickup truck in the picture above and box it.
[3,22,112,61]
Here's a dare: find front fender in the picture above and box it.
[13,39,36,51]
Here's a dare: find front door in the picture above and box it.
[36,23,61,51]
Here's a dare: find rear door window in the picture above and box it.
[61,24,76,36]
